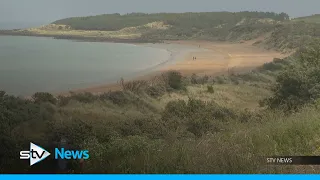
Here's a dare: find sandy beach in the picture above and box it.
[59,40,288,95]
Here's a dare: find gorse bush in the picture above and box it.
[69,92,98,103]
[207,85,214,93]
[120,78,149,93]
[259,58,290,72]
[162,98,238,137]
[118,71,186,98]
[263,40,320,111]
[190,74,210,85]
[0,91,56,173]
[166,71,185,90]
[32,92,57,105]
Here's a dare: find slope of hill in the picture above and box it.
[0,11,293,45]
[292,14,320,23]
[53,12,289,31]
[4,11,320,53]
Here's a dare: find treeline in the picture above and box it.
[53,11,289,31]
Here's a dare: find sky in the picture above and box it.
[0,0,320,27]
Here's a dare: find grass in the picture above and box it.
[23,26,141,39]
[50,83,320,174]
[159,83,271,111]
[17,22,171,40]
[2,68,320,173]
[293,14,320,24]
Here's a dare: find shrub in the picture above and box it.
[162,98,237,137]
[263,41,320,111]
[57,95,71,106]
[200,75,209,84]
[120,78,148,93]
[207,85,214,93]
[191,74,198,84]
[215,76,227,84]
[166,71,184,90]
[191,74,210,85]
[230,75,240,85]
[32,92,57,105]
[99,91,130,105]
[145,84,167,98]
[69,92,97,103]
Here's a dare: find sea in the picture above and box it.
[0,35,171,96]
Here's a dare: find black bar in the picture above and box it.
[265,156,320,165]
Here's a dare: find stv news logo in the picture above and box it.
[20,143,51,166]
[20,142,89,166]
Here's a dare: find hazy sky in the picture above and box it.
[1,0,320,24]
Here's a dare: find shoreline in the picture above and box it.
[57,42,204,96]
[59,40,288,96]
[0,34,288,97]
[0,31,159,44]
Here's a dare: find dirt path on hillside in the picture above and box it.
[58,40,289,95]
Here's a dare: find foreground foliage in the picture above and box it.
[1,52,320,173]
[263,41,320,111]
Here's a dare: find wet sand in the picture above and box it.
[58,40,288,95]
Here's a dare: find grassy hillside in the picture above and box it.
[3,11,320,53]
[0,11,294,48]
[4,11,320,53]
[53,12,289,31]
[292,14,320,23]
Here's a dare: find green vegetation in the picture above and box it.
[263,40,320,111]
[2,41,320,173]
[293,14,320,23]
[53,12,289,31]
[0,11,294,50]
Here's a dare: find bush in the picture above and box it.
[0,91,55,173]
[260,58,286,72]
[120,78,148,93]
[207,85,214,93]
[215,76,227,84]
[166,71,184,90]
[190,74,209,85]
[145,85,166,97]
[69,92,98,103]
[32,92,57,105]
[57,95,71,106]
[263,41,320,111]
[162,98,237,137]
[191,74,198,84]
[200,75,209,84]
[99,91,131,105]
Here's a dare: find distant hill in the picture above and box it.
[4,11,320,53]
[53,11,289,31]
[50,11,293,47]
[292,14,320,23]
